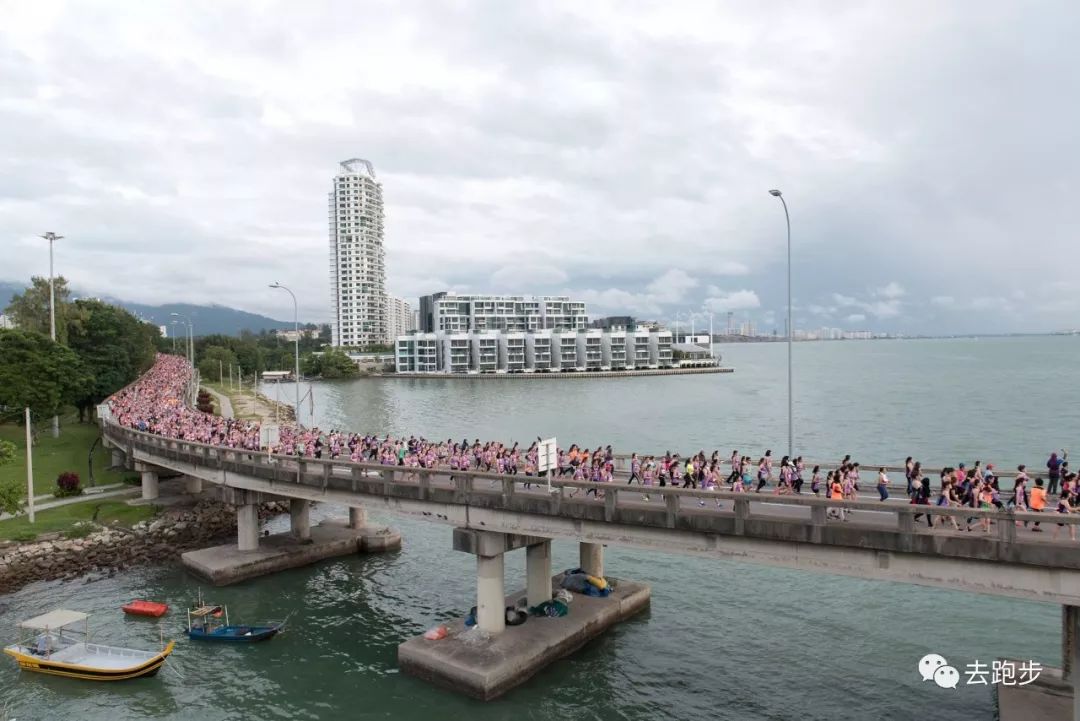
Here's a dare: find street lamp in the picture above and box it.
[269,282,301,426]
[768,189,793,458]
[169,312,193,367]
[40,231,63,438]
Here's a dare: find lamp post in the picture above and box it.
[769,189,793,458]
[40,231,63,438]
[269,282,301,425]
[170,312,193,367]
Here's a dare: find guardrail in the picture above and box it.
[104,421,1080,571]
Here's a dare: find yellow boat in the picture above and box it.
[3,609,174,682]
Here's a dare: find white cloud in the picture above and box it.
[876,281,906,299]
[646,269,698,304]
[703,289,761,313]
[490,264,567,289]
[931,295,956,307]
[846,313,866,323]
[832,293,858,307]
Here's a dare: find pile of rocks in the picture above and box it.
[0,499,287,594]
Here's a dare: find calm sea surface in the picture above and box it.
[3,336,1077,721]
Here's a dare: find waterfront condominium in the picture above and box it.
[417,292,588,333]
[387,295,416,343]
[329,158,387,348]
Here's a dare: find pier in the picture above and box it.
[103,420,1080,713]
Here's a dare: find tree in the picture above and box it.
[4,276,73,345]
[65,299,159,422]
[302,349,358,379]
[0,439,15,465]
[0,478,22,517]
[198,345,239,382]
[0,329,90,423]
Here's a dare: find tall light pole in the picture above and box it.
[769,189,793,458]
[170,312,193,367]
[269,282,300,425]
[40,232,63,438]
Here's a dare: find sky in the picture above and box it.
[1,1,1077,335]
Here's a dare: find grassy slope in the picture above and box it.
[0,500,156,541]
[0,415,132,496]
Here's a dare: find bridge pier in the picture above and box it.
[111,448,125,469]
[290,499,311,542]
[185,476,203,494]
[236,503,260,552]
[997,604,1080,721]
[579,542,603,577]
[399,529,650,700]
[139,468,157,500]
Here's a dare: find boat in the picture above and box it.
[3,609,174,681]
[186,602,285,643]
[122,600,169,618]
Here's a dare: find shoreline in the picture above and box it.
[381,367,733,380]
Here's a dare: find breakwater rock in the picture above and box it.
[0,500,290,594]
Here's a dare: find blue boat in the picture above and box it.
[185,601,285,644]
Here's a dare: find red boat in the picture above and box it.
[122,600,169,618]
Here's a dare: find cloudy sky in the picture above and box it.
[2,1,1077,334]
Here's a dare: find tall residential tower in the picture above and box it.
[329,158,386,347]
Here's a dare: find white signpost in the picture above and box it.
[260,424,281,452]
[537,437,558,493]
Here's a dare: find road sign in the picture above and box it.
[260,424,280,450]
[537,437,557,473]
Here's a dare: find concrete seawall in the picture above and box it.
[387,367,734,380]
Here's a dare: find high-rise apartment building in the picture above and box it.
[417,293,588,333]
[329,158,386,347]
[387,295,415,343]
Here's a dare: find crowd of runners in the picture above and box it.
[109,355,1074,536]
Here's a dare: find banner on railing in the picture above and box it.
[537,437,557,473]
[96,403,113,422]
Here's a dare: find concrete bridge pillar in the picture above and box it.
[185,476,203,494]
[348,506,367,529]
[237,504,260,551]
[526,540,553,608]
[476,553,506,635]
[140,469,159,501]
[579,542,604,578]
[290,499,311,541]
[111,449,125,469]
[1063,605,1080,720]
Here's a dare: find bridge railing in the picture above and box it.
[105,422,1080,569]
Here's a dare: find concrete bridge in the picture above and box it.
[102,420,1080,717]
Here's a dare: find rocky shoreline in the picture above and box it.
[0,499,289,594]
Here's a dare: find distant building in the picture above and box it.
[275,328,313,343]
[590,315,635,330]
[158,324,168,338]
[395,327,674,374]
[387,296,415,342]
[417,293,588,333]
[329,158,387,348]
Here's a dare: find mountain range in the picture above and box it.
[0,280,295,336]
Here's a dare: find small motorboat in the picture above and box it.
[122,600,169,618]
[186,603,285,643]
[4,609,174,682]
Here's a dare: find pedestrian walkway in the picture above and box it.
[203,387,234,419]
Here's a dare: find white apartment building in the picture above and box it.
[394,328,678,374]
[329,158,387,348]
[419,293,588,333]
[387,295,415,344]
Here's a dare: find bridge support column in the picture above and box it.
[476,553,506,635]
[526,540,553,608]
[579,542,604,578]
[185,476,203,494]
[111,449,125,469]
[348,507,366,529]
[140,469,159,501]
[290,499,311,541]
[237,504,260,552]
[1062,605,1080,721]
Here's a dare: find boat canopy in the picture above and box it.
[189,605,222,618]
[18,610,89,631]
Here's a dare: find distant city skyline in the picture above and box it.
[1,3,1076,335]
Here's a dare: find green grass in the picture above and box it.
[0,500,158,541]
[0,415,129,497]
